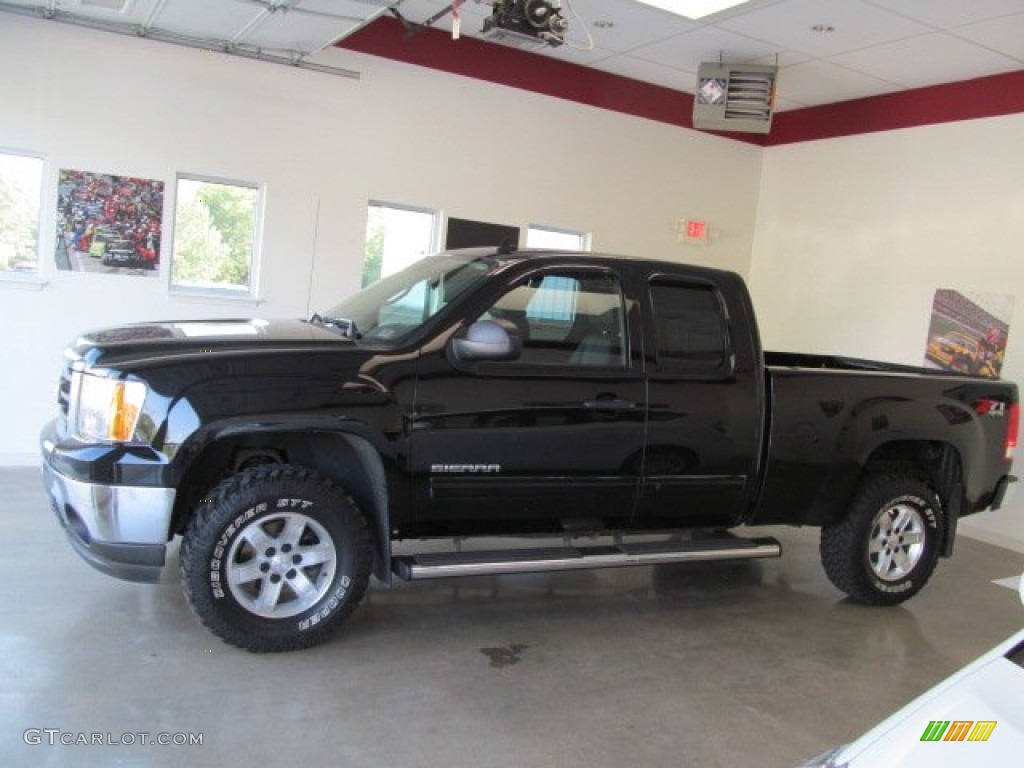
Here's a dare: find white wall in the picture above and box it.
[749,116,1024,551]
[0,14,762,462]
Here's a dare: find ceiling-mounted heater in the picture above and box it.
[692,62,777,134]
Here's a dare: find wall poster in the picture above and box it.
[924,289,1013,378]
[55,169,164,277]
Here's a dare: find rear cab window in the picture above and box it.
[648,278,732,376]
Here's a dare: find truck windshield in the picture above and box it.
[320,252,501,344]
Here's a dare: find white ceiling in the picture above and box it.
[3,0,1024,112]
[0,0,397,57]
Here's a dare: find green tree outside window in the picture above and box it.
[172,177,258,291]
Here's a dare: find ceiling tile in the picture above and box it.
[832,31,1022,89]
[12,0,162,22]
[59,0,161,21]
[589,53,695,91]
[555,0,701,53]
[298,0,395,16]
[776,58,905,106]
[629,25,805,71]
[531,42,619,68]
[772,94,808,112]
[693,0,790,22]
[862,0,1024,29]
[716,0,933,57]
[148,0,265,41]
[240,11,365,54]
[952,11,1024,61]
[396,0,488,26]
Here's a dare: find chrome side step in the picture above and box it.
[393,536,781,581]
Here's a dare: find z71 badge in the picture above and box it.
[975,398,1007,416]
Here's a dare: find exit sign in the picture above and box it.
[676,218,710,245]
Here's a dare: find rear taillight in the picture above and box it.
[1006,402,1019,461]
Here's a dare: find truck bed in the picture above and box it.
[756,352,1013,529]
[765,350,959,376]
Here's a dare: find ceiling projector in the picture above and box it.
[481,0,568,48]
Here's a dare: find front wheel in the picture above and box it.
[820,473,945,605]
[180,465,372,652]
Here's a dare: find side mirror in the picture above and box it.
[452,319,522,362]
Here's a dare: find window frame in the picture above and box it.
[362,200,440,287]
[0,147,47,286]
[169,172,264,300]
[525,224,591,251]
[646,274,734,379]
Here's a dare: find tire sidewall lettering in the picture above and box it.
[871,576,915,594]
[297,575,351,632]
[887,494,938,528]
[210,502,266,600]
[277,498,313,510]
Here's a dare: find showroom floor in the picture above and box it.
[3,466,1023,768]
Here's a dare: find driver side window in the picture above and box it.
[479,270,627,367]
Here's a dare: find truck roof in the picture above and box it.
[444,246,741,280]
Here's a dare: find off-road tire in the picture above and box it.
[180,464,372,652]
[820,472,944,606]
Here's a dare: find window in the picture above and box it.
[0,150,43,278]
[526,225,589,251]
[525,275,578,325]
[171,175,261,294]
[650,281,728,370]
[362,202,438,286]
[325,252,499,344]
[480,270,626,367]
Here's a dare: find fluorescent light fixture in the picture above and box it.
[634,1,751,20]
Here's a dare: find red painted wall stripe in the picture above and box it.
[769,70,1024,145]
[339,17,1024,146]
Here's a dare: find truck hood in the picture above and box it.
[69,318,353,370]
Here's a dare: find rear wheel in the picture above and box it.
[180,464,372,652]
[820,473,944,605]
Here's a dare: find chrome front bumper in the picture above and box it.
[41,442,175,583]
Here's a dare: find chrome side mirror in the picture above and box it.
[452,320,522,362]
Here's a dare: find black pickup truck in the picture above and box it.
[41,248,1018,651]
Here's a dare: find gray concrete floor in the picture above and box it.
[2,466,1023,768]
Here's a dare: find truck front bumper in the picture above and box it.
[40,421,175,583]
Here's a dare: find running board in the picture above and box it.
[393,536,781,581]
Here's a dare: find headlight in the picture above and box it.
[74,373,147,442]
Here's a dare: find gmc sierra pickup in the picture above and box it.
[41,248,1019,651]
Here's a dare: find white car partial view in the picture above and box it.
[802,627,1024,767]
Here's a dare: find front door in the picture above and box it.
[407,265,646,536]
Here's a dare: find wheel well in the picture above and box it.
[863,441,961,496]
[171,432,391,581]
[862,440,963,552]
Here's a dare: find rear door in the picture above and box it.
[408,262,646,534]
[634,272,763,529]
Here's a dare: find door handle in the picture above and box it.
[583,394,638,411]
